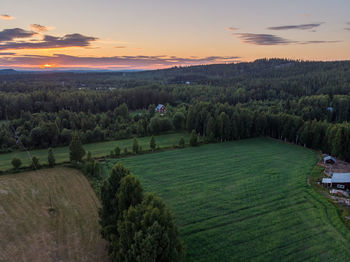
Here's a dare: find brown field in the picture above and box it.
[0,168,109,262]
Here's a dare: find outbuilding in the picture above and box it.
[323,155,336,164]
[331,173,350,190]
[155,104,166,113]
[323,173,350,190]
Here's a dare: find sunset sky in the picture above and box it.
[1,0,350,70]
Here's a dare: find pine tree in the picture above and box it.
[150,136,156,151]
[69,132,85,163]
[48,148,55,167]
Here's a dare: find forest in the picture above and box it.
[1,58,350,160]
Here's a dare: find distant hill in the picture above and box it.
[0,69,18,75]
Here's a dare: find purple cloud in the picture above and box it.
[234,33,341,46]
[0,54,241,70]
[235,33,295,45]
[0,32,98,50]
[267,23,323,31]
[0,28,36,41]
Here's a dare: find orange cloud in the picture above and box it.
[0,14,14,20]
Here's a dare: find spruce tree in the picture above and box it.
[48,148,55,167]
[150,136,156,151]
[114,146,121,157]
[99,163,184,261]
[190,130,198,146]
[179,137,185,148]
[132,137,139,154]
[69,132,85,163]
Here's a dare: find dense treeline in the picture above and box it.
[1,58,350,160]
[1,59,350,122]
[0,88,173,119]
[187,102,350,161]
[0,103,181,152]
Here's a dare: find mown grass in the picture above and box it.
[104,137,350,261]
[0,132,189,172]
[0,167,108,262]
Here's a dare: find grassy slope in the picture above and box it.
[104,138,350,261]
[0,132,189,171]
[0,167,108,262]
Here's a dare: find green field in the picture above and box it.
[0,132,189,171]
[104,138,350,261]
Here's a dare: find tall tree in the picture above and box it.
[69,132,85,163]
[150,136,156,151]
[48,148,55,167]
[190,130,198,146]
[133,137,139,154]
[99,163,184,261]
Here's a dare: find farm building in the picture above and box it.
[155,104,166,113]
[322,173,350,190]
[323,155,336,164]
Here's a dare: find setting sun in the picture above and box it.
[40,64,53,69]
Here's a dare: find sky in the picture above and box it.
[0,0,349,70]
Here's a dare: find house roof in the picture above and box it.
[322,178,332,184]
[332,173,350,183]
[323,156,336,162]
[156,104,165,110]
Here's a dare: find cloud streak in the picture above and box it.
[0,54,241,70]
[0,52,15,56]
[267,23,323,31]
[30,24,49,33]
[234,33,341,46]
[235,33,295,45]
[0,14,14,20]
[227,27,239,31]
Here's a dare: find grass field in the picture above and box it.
[0,132,189,172]
[0,167,108,262]
[104,138,350,261]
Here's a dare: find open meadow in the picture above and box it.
[0,167,108,262]
[104,138,350,261]
[0,132,189,172]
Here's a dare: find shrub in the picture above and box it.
[31,156,40,170]
[11,157,22,170]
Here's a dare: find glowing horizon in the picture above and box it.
[0,0,350,70]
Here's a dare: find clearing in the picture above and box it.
[0,167,108,262]
[0,132,189,171]
[104,137,350,261]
